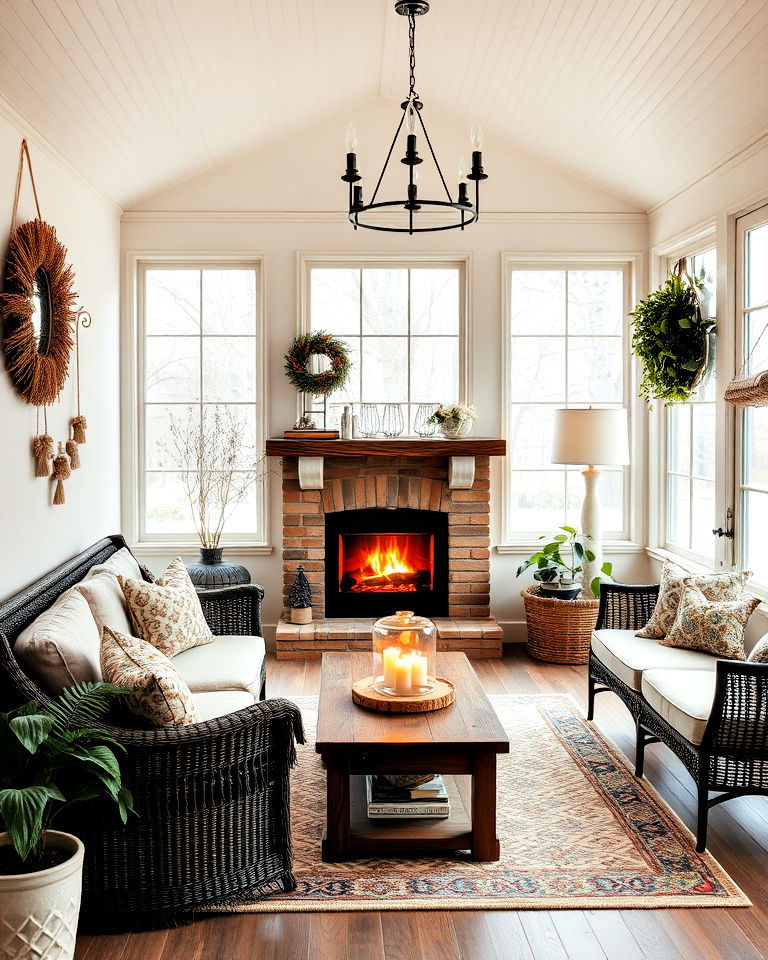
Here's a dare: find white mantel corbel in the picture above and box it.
[448,456,475,489]
[298,456,324,490]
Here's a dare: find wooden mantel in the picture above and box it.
[265,437,506,491]
[265,437,506,457]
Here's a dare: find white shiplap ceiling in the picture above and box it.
[1,0,766,210]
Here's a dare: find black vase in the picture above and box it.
[185,547,251,590]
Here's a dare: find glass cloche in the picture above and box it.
[372,610,436,696]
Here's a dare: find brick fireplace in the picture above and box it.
[265,437,506,659]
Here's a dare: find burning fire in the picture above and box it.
[362,536,415,580]
[340,533,432,593]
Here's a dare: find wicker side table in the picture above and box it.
[521,585,600,665]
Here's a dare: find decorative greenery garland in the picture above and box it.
[630,261,714,406]
[284,331,351,396]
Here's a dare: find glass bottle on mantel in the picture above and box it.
[372,611,436,697]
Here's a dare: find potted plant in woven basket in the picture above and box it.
[516,527,611,664]
[0,682,132,960]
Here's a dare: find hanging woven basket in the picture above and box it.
[521,585,599,665]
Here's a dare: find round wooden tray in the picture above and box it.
[351,676,455,713]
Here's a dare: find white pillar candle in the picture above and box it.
[382,646,400,690]
[410,652,428,689]
[395,654,413,695]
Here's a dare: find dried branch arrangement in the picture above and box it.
[165,407,264,549]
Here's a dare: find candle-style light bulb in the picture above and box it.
[412,167,419,183]
[470,121,484,151]
[458,156,467,182]
[406,103,417,136]
[345,122,358,153]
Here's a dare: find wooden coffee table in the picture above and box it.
[316,651,510,862]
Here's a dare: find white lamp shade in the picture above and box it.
[551,408,630,466]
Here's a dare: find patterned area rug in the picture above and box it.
[221,694,749,911]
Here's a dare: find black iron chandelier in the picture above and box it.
[341,0,488,234]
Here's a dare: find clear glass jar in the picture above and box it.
[372,610,436,696]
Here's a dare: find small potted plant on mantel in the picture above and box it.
[427,403,477,439]
[516,526,613,665]
[0,682,133,960]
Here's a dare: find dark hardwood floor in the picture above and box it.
[76,647,768,960]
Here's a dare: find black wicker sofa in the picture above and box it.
[588,582,768,852]
[0,534,304,921]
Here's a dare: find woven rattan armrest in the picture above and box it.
[596,582,660,631]
[198,582,265,638]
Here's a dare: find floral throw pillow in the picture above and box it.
[120,557,213,658]
[636,560,751,639]
[748,633,768,664]
[100,626,200,726]
[660,582,759,660]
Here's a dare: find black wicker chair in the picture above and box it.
[588,581,768,852]
[0,535,304,921]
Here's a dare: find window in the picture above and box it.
[665,248,717,562]
[738,209,768,584]
[136,262,265,543]
[305,261,465,433]
[504,262,631,540]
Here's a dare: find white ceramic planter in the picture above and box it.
[0,831,84,960]
[440,420,472,439]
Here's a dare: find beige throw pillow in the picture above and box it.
[77,573,135,638]
[120,557,213,658]
[660,582,759,660]
[636,560,751,639]
[14,587,102,694]
[101,626,200,726]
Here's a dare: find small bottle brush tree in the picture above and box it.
[289,565,313,624]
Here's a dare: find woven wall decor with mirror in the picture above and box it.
[1,140,90,503]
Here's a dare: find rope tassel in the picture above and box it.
[32,432,53,477]
[52,442,71,505]
[71,414,87,444]
[65,437,80,469]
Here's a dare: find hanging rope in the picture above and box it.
[10,139,42,232]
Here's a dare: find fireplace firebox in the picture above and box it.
[325,508,448,618]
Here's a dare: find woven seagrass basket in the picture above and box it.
[521,585,600,665]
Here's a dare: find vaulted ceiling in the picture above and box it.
[1,0,766,211]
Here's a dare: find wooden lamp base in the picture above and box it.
[351,676,455,713]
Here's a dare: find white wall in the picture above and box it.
[122,101,653,644]
[0,109,122,597]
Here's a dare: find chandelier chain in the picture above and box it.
[408,12,418,99]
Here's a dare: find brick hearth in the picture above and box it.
[269,440,505,659]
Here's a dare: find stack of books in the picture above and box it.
[365,775,450,819]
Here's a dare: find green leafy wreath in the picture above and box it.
[284,331,351,397]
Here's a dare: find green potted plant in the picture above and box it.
[427,403,477,439]
[0,682,133,960]
[516,526,613,600]
[631,259,715,406]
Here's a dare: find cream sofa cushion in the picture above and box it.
[77,572,134,638]
[14,587,102,693]
[591,629,719,691]
[192,690,256,722]
[641,668,717,745]
[101,627,200,727]
[86,547,144,584]
[171,634,265,699]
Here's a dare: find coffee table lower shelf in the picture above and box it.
[322,775,472,858]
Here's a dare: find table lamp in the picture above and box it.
[551,408,630,597]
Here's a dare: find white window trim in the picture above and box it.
[121,251,271,555]
[651,234,719,567]
[297,252,472,425]
[498,251,646,552]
